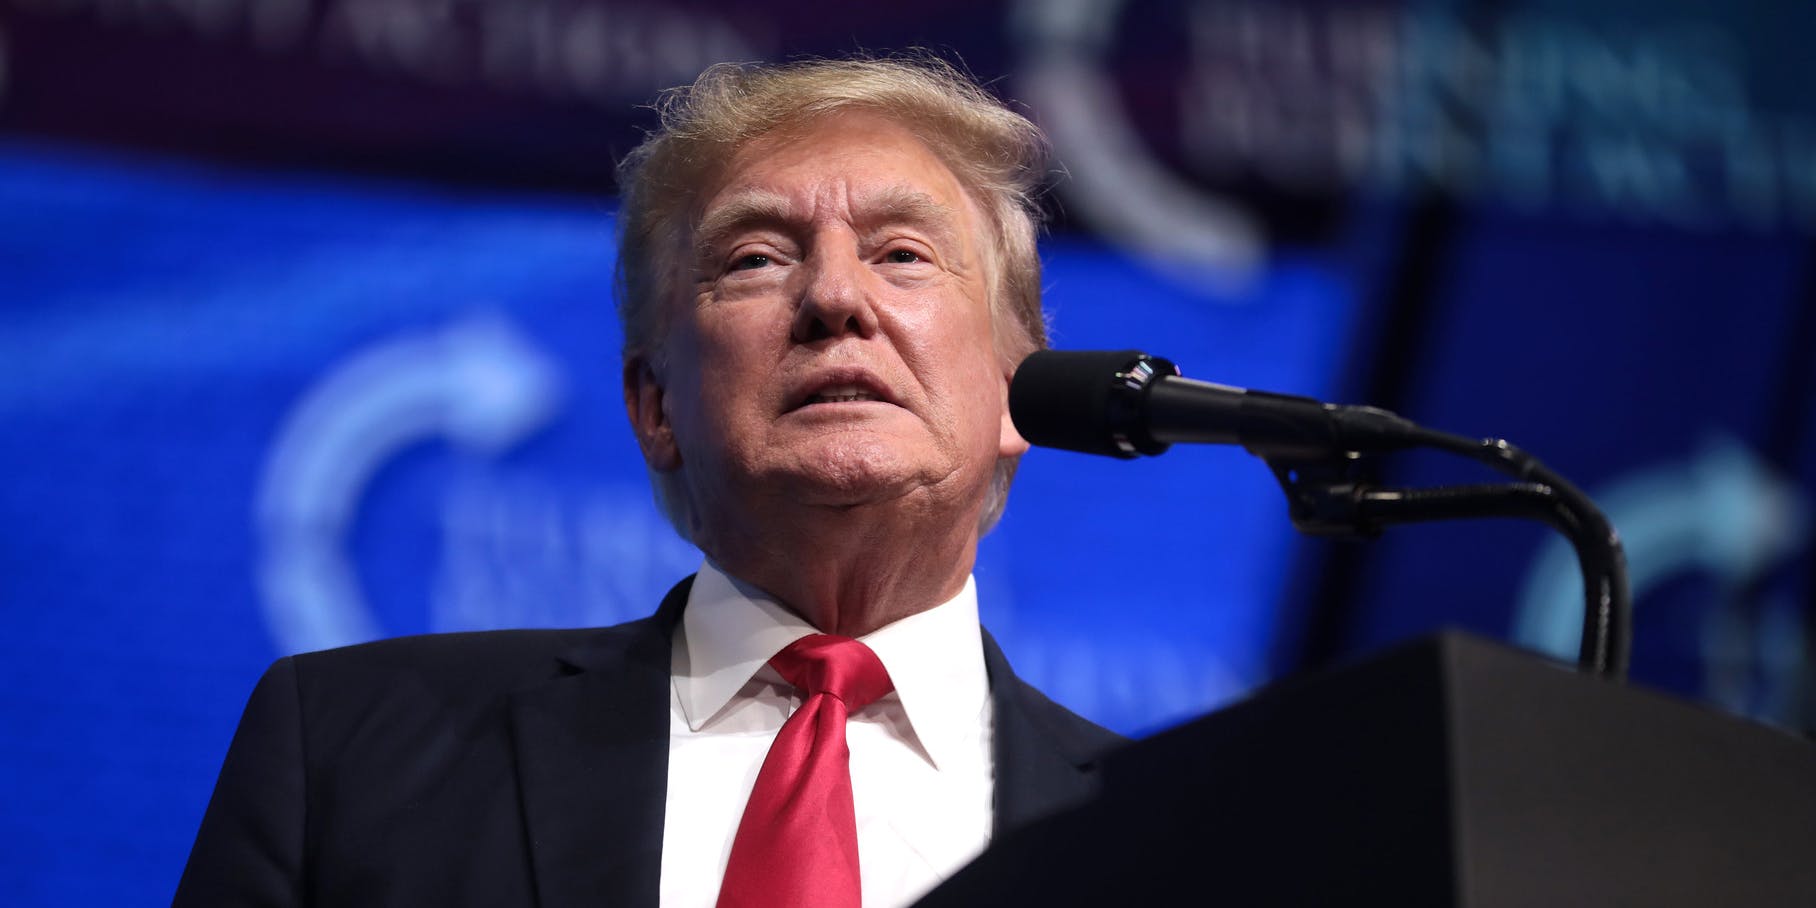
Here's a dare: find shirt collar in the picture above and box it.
[675,559,990,772]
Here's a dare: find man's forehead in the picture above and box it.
[694,183,963,247]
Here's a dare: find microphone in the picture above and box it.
[1009,350,1424,460]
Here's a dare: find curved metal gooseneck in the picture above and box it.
[1267,431,1631,679]
[1008,348,1632,679]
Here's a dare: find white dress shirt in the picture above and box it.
[658,560,996,908]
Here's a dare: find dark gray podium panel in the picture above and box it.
[920,633,1816,906]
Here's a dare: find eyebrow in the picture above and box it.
[692,185,964,260]
[860,186,962,249]
[693,189,795,261]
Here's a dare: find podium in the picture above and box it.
[918,633,1816,905]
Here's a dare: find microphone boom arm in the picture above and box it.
[1268,432,1631,679]
[1006,349,1631,680]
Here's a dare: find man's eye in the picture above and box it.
[732,253,771,270]
[885,249,921,264]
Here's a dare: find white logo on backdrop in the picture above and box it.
[1012,0,1266,294]
[254,314,564,653]
[1514,437,1808,716]
[1018,0,1815,235]
[429,470,700,637]
[254,312,698,654]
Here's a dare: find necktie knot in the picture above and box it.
[769,634,894,714]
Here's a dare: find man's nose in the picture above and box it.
[792,250,880,343]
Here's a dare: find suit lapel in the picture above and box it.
[982,630,1115,835]
[510,578,693,908]
[507,581,1110,903]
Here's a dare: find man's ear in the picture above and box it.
[624,355,682,472]
[997,362,1030,459]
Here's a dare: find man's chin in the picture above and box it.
[782,467,922,510]
[764,443,934,508]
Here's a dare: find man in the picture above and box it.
[176,56,1122,908]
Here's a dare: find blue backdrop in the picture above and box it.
[4,0,1815,903]
[0,139,1357,903]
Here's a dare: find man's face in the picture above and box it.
[630,110,1027,540]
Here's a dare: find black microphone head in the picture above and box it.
[1009,350,1178,458]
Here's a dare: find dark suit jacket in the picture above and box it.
[175,577,1124,906]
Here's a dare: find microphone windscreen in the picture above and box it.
[1009,349,1154,458]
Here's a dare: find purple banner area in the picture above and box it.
[0,0,1006,191]
[7,0,1815,245]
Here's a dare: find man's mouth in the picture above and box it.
[789,371,898,411]
[805,384,884,405]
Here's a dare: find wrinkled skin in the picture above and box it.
[625,110,1026,635]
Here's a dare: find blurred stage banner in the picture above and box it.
[0,139,1352,902]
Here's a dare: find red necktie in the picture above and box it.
[717,634,895,908]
